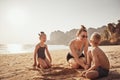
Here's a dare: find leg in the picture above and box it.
[45,58,52,68]
[86,51,92,67]
[68,58,79,69]
[78,57,86,69]
[85,70,99,79]
[38,58,48,69]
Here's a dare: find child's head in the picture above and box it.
[38,32,46,42]
[76,25,88,40]
[90,32,101,46]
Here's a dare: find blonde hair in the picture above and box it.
[38,32,46,39]
[90,32,101,45]
[76,25,87,36]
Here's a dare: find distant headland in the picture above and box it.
[47,20,120,45]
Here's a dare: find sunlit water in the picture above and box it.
[0,44,68,54]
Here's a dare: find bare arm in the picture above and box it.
[87,49,100,71]
[85,50,91,69]
[33,45,39,66]
[45,45,52,63]
[70,40,85,66]
[84,39,88,62]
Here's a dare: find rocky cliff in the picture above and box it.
[47,20,120,45]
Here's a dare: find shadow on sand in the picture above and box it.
[30,65,83,80]
[41,66,79,80]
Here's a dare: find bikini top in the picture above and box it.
[74,44,84,56]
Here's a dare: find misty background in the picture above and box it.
[0,0,120,44]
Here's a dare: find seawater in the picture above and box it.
[0,44,68,54]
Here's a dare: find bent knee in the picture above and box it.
[85,72,98,79]
[70,63,79,69]
[85,72,93,79]
[68,59,79,69]
[41,65,48,69]
[39,63,48,69]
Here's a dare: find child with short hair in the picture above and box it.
[81,32,110,79]
[33,32,52,69]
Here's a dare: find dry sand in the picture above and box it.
[0,45,120,80]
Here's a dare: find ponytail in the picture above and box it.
[76,25,87,36]
[38,31,46,38]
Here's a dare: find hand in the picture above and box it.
[80,71,87,77]
[33,62,37,67]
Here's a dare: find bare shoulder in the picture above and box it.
[69,39,76,46]
[91,47,99,56]
[94,47,106,57]
[97,47,104,53]
[44,44,48,48]
[36,43,40,48]
[98,47,106,56]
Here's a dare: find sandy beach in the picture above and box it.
[0,45,120,80]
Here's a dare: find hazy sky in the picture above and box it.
[0,0,120,44]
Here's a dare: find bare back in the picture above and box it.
[91,47,110,70]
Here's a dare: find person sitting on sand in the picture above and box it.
[81,32,110,79]
[66,25,89,69]
[33,32,52,69]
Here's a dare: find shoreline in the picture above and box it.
[0,44,69,55]
[0,45,120,54]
